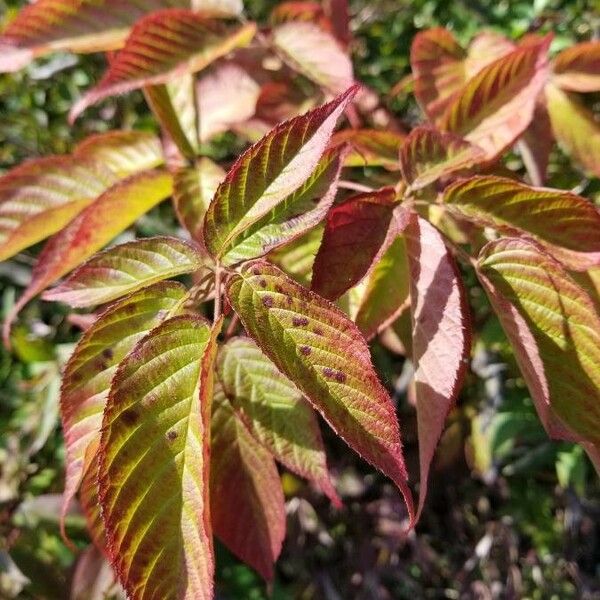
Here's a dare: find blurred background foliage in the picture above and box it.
[1,0,600,598]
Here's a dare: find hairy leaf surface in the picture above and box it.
[45,237,204,307]
[477,238,600,447]
[70,10,256,120]
[211,383,285,581]
[439,37,550,160]
[444,175,600,270]
[404,215,470,520]
[4,170,173,343]
[311,188,404,300]
[546,83,600,177]
[203,86,358,260]
[219,147,344,265]
[227,261,414,522]
[399,126,485,189]
[218,337,339,503]
[272,21,353,94]
[99,315,219,599]
[552,41,600,92]
[60,282,187,536]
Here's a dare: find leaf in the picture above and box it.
[79,445,107,553]
[545,82,600,178]
[218,336,339,504]
[210,382,285,581]
[476,238,600,447]
[399,126,485,190]
[59,281,187,538]
[227,261,414,523]
[218,146,344,265]
[410,28,467,120]
[44,237,205,307]
[311,188,406,300]
[552,41,600,92]
[444,175,600,270]
[98,315,219,599]
[69,10,256,120]
[0,157,119,263]
[203,85,358,260]
[438,37,551,161]
[465,31,515,76]
[73,130,165,177]
[271,21,353,94]
[4,169,173,344]
[197,62,261,142]
[71,544,121,600]
[404,214,470,521]
[329,129,404,168]
[516,98,553,186]
[173,158,226,241]
[144,76,199,159]
[354,237,410,340]
[270,2,328,26]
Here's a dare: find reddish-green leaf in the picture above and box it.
[438,37,551,161]
[444,175,600,270]
[4,169,173,344]
[197,63,261,142]
[44,237,205,307]
[271,21,353,94]
[218,336,339,504]
[173,158,226,241]
[410,28,467,120]
[353,236,410,340]
[270,1,328,26]
[329,129,404,168]
[552,41,600,92]
[203,85,358,260]
[399,126,485,190]
[99,315,219,599]
[144,76,199,159]
[517,98,553,186]
[311,188,406,300]
[227,261,414,523]
[70,10,256,120]
[59,281,187,537]
[78,444,107,553]
[218,146,344,265]
[404,214,470,520]
[211,383,285,581]
[476,238,600,447]
[545,82,600,178]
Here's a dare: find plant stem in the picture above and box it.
[213,264,222,323]
[338,180,375,193]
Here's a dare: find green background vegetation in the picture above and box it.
[1,0,599,598]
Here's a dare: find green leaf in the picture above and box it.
[211,382,285,581]
[444,175,600,270]
[59,281,187,538]
[439,36,551,161]
[219,147,344,265]
[173,158,226,242]
[70,11,256,120]
[329,129,404,169]
[476,238,600,448]
[218,336,339,504]
[4,169,173,344]
[44,236,205,307]
[545,82,600,178]
[227,261,414,523]
[399,126,484,190]
[203,85,358,260]
[99,315,220,599]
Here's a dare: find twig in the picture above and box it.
[338,180,375,193]
[213,264,222,323]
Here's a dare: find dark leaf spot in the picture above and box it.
[314,327,324,336]
[252,267,260,275]
[335,371,347,383]
[167,430,178,441]
[122,409,138,425]
[292,316,309,327]
[262,295,274,307]
[259,279,267,288]
[102,348,114,360]
[323,367,335,378]
[300,345,311,356]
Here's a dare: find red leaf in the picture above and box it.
[552,41,600,92]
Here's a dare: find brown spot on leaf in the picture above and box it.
[122,409,138,425]
[167,430,178,441]
[252,267,260,275]
[314,327,324,336]
[262,296,274,308]
[300,345,311,356]
[323,367,335,378]
[102,348,114,360]
[292,316,309,327]
[259,279,267,288]
[335,371,347,383]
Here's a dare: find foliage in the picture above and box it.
[1,0,600,598]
